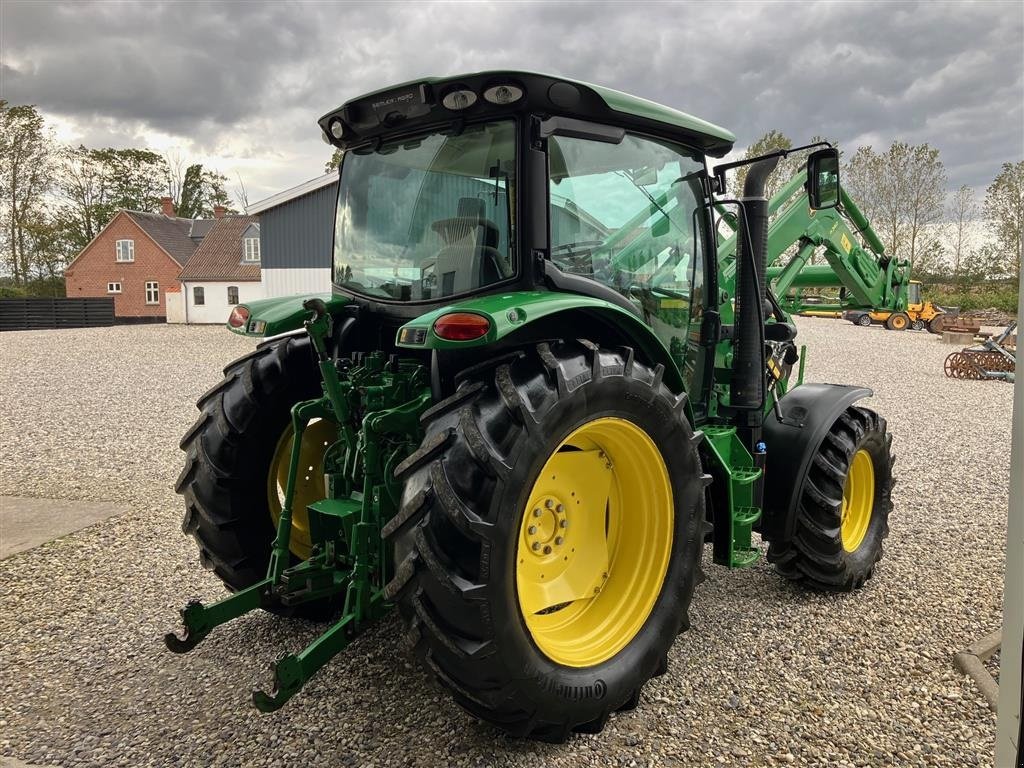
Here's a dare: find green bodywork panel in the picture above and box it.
[326,70,735,156]
[227,293,351,337]
[394,289,686,392]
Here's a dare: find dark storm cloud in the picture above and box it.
[2,0,1021,192]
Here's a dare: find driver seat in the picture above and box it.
[430,198,508,296]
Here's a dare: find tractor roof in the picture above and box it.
[320,71,735,157]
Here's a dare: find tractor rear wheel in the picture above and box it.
[767,406,893,591]
[884,313,909,331]
[383,340,705,741]
[175,333,335,617]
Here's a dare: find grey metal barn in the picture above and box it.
[247,173,339,297]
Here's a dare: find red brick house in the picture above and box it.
[65,197,216,321]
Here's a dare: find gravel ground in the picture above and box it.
[0,319,1012,767]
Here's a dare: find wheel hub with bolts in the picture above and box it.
[526,497,569,557]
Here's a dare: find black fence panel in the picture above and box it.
[0,297,116,331]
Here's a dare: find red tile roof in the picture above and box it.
[178,215,261,282]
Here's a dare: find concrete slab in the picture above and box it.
[0,495,128,559]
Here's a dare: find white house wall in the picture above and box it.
[182,281,265,324]
[261,267,332,297]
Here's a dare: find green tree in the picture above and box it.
[984,161,1024,279]
[325,149,343,173]
[844,142,946,270]
[176,163,237,218]
[0,102,54,284]
[55,145,169,251]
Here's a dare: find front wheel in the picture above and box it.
[885,312,910,331]
[767,406,894,591]
[855,314,872,327]
[383,341,705,741]
[910,319,926,331]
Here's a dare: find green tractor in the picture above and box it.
[168,71,894,741]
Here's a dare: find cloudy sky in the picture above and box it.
[2,0,1022,206]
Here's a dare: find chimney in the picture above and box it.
[213,205,226,219]
[161,197,175,217]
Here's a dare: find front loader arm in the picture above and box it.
[717,171,910,314]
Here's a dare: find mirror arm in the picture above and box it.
[711,140,834,195]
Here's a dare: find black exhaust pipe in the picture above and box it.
[730,156,780,415]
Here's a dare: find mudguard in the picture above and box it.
[226,293,350,337]
[394,290,684,392]
[760,383,872,543]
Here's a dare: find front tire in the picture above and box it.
[855,314,872,327]
[885,312,909,331]
[767,406,894,591]
[383,341,705,741]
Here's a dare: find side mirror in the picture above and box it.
[806,148,840,210]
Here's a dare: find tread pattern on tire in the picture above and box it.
[176,334,319,593]
[767,406,894,591]
[382,339,704,741]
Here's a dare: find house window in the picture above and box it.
[107,282,122,294]
[115,239,135,262]
[145,281,159,305]
[227,286,239,305]
[193,286,205,306]
[243,237,260,262]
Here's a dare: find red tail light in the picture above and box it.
[433,312,490,341]
[228,306,250,329]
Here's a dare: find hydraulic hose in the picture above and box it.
[731,156,780,413]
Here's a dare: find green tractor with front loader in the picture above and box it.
[167,71,895,741]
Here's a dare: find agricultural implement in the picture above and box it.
[715,176,945,332]
[167,72,895,740]
[944,322,1017,383]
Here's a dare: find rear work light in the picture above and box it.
[442,89,477,110]
[228,306,250,329]
[483,84,524,105]
[433,312,490,341]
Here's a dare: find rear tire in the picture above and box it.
[767,406,894,591]
[855,314,872,327]
[383,340,705,741]
[175,334,332,617]
[910,319,925,331]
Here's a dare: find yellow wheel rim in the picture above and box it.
[841,449,875,552]
[267,419,337,560]
[516,417,673,667]
[892,315,907,330]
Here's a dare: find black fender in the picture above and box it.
[759,383,872,543]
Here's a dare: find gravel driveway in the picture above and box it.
[0,319,1011,767]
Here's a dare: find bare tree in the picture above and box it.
[946,185,978,280]
[233,172,250,211]
[844,141,947,270]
